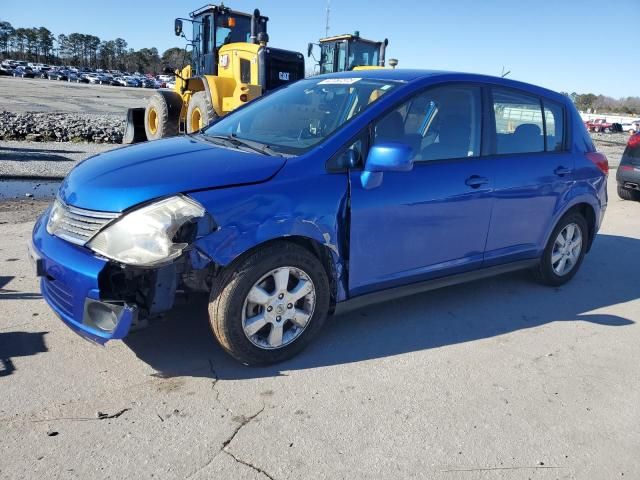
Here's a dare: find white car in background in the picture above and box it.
[621,119,640,134]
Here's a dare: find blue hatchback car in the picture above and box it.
[30,70,608,364]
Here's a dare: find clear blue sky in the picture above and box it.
[3,0,638,97]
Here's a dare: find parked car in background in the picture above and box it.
[621,119,640,134]
[139,77,157,88]
[47,70,68,81]
[617,133,640,201]
[0,64,13,76]
[30,70,609,365]
[12,66,36,78]
[95,74,111,85]
[123,76,141,87]
[585,118,614,133]
[68,72,90,83]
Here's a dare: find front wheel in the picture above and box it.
[208,243,330,365]
[144,90,182,140]
[532,212,588,286]
[186,91,217,134]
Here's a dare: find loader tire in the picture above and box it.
[144,90,182,141]
[186,91,217,134]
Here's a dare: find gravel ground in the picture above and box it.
[0,175,639,479]
[0,76,151,115]
[0,140,120,179]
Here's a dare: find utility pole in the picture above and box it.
[325,0,330,37]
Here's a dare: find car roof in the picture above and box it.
[314,69,568,103]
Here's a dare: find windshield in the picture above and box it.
[203,78,400,155]
[349,42,380,69]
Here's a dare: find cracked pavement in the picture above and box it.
[1,174,639,479]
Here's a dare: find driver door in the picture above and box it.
[348,85,494,296]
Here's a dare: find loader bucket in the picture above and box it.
[123,108,147,144]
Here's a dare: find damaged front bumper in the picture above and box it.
[31,214,139,345]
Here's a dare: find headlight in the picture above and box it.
[87,195,206,267]
[46,199,65,235]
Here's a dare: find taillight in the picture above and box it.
[586,151,609,175]
[620,165,634,171]
[628,134,640,149]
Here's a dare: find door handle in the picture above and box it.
[465,175,489,188]
[554,166,572,176]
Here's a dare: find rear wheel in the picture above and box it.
[618,185,640,201]
[186,91,217,134]
[532,212,588,286]
[144,90,182,141]
[208,242,330,365]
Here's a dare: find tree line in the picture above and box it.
[0,20,186,74]
[561,92,640,116]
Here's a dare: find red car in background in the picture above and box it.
[585,118,614,133]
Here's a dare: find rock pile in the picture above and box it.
[0,111,125,143]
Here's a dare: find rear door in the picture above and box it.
[348,84,494,296]
[484,87,573,265]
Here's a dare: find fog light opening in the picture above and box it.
[87,302,118,332]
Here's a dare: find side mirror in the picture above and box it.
[174,19,183,37]
[307,43,313,57]
[361,142,413,189]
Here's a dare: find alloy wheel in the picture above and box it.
[551,223,583,276]
[241,266,316,350]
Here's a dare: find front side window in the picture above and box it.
[204,78,400,155]
[372,85,482,162]
[492,88,544,154]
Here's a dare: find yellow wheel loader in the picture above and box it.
[124,4,305,143]
[307,32,395,75]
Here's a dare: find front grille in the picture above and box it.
[42,277,74,318]
[48,200,119,246]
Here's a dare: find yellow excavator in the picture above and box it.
[307,32,396,75]
[124,3,305,143]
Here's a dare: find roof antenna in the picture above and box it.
[501,65,511,78]
[325,0,330,37]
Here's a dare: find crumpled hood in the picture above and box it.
[59,135,286,212]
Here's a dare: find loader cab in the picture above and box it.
[188,5,267,76]
[312,33,388,74]
[184,4,303,93]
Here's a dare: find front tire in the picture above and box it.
[186,91,217,134]
[208,242,330,365]
[144,90,183,141]
[532,212,588,286]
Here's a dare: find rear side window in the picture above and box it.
[492,88,544,154]
[543,100,565,151]
[373,85,482,162]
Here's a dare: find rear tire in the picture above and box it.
[144,90,183,141]
[186,91,217,134]
[208,242,330,365]
[618,185,640,201]
[532,212,588,287]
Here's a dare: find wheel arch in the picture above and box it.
[544,200,598,254]
[215,236,341,313]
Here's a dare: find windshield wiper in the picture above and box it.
[204,134,284,157]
